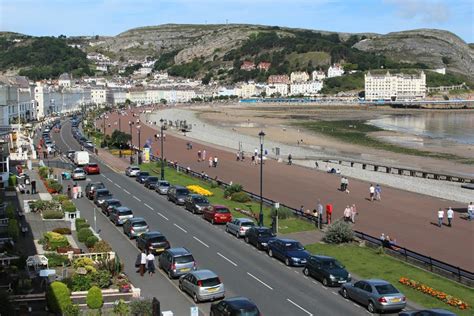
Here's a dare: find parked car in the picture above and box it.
[84,163,100,174]
[136,231,170,255]
[340,279,406,313]
[158,248,196,279]
[101,198,121,216]
[226,218,255,237]
[72,168,86,180]
[109,206,134,226]
[267,238,310,266]
[135,171,150,183]
[167,185,190,205]
[202,205,232,225]
[85,182,105,199]
[122,217,149,239]
[155,180,170,195]
[244,226,275,250]
[184,194,210,214]
[210,297,260,316]
[399,309,456,316]
[125,165,141,177]
[84,141,94,149]
[66,150,75,160]
[94,188,113,206]
[179,269,225,303]
[303,255,351,286]
[144,176,159,189]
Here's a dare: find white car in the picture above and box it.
[72,168,86,180]
[125,165,141,177]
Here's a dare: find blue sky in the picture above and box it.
[1,0,473,42]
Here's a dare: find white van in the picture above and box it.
[74,151,90,166]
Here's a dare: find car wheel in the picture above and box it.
[322,278,329,286]
[193,293,200,303]
[235,230,239,238]
[341,288,349,299]
[285,258,291,266]
[367,301,376,313]
[244,236,250,243]
[268,249,273,257]
[210,311,215,316]
[167,269,173,279]
[211,219,215,225]
[257,242,262,250]
[225,226,229,233]
[178,282,183,291]
[303,267,309,276]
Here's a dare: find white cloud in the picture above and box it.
[385,0,451,23]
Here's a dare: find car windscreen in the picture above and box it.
[118,210,133,216]
[88,164,98,167]
[286,242,304,251]
[232,308,259,316]
[375,284,399,295]
[258,230,273,237]
[159,182,170,187]
[200,277,220,287]
[148,236,166,243]
[193,197,208,204]
[140,172,150,176]
[147,177,158,182]
[108,201,121,207]
[132,221,147,227]
[174,255,194,264]
[241,222,254,227]
[321,260,344,269]
[97,190,110,197]
[176,189,189,195]
[216,208,230,214]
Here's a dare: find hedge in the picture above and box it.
[77,228,93,243]
[47,281,71,313]
[43,210,64,219]
[62,201,76,213]
[44,231,69,250]
[86,286,103,309]
[52,227,72,235]
[231,191,251,203]
[7,219,19,241]
[45,252,69,267]
[6,203,15,219]
[85,236,99,248]
[8,175,17,187]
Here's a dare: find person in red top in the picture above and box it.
[326,204,333,225]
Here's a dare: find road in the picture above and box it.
[53,119,397,316]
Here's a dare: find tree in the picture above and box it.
[113,299,130,316]
[86,286,103,309]
[110,130,131,149]
[47,281,72,313]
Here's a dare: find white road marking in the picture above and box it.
[114,183,122,188]
[157,212,169,221]
[173,223,187,233]
[332,291,338,295]
[107,178,112,182]
[286,298,313,316]
[294,270,299,274]
[312,281,318,285]
[246,272,272,290]
[144,203,153,210]
[353,303,361,308]
[101,174,107,179]
[322,286,328,289]
[133,196,141,202]
[193,236,209,248]
[123,189,130,194]
[217,252,238,267]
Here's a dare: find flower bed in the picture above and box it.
[399,277,469,310]
[186,185,213,196]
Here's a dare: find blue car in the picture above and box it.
[135,171,150,183]
[267,238,310,266]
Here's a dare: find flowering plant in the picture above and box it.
[186,185,213,196]
[399,277,469,310]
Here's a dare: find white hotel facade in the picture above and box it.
[365,71,426,101]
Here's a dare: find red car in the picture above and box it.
[202,205,232,224]
[84,163,100,174]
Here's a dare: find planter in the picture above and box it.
[119,284,131,293]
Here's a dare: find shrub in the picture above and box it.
[85,235,99,248]
[45,252,69,267]
[47,281,71,313]
[52,227,72,235]
[43,209,64,219]
[44,231,69,250]
[38,166,49,179]
[230,191,251,203]
[53,194,69,203]
[270,207,294,220]
[224,183,243,198]
[71,273,92,292]
[113,299,130,316]
[7,219,19,241]
[86,286,103,309]
[63,304,80,316]
[77,228,93,242]
[130,298,153,316]
[323,219,354,244]
[62,201,76,213]
[93,270,112,289]
[73,257,95,269]
[6,203,15,219]
[8,175,17,187]
[210,180,218,188]
[91,240,112,253]
[46,180,63,193]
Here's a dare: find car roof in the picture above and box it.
[313,255,336,261]
[236,218,254,223]
[191,269,218,280]
[364,279,390,285]
[224,297,256,308]
[253,226,271,231]
[168,247,191,256]
[213,205,228,208]
[275,238,298,243]
[74,168,84,172]
[147,176,158,179]
[144,231,163,237]
[173,185,187,189]
[129,217,146,222]
[115,206,131,211]
[128,165,140,169]
[105,198,120,203]
[159,180,169,184]
[190,194,205,198]
[96,188,109,192]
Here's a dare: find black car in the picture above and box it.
[210,297,260,316]
[135,171,150,183]
[94,188,113,206]
[136,231,170,255]
[184,194,210,214]
[85,182,105,199]
[101,198,122,216]
[399,309,457,316]
[303,255,351,286]
[167,185,190,205]
[143,176,159,189]
[244,226,275,250]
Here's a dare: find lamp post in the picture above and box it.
[137,125,142,165]
[258,130,265,226]
[103,115,106,134]
[129,121,134,164]
[160,118,165,180]
[119,116,121,131]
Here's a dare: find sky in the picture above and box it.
[1,0,473,42]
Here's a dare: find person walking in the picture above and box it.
[236,151,240,161]
[437,208,444,227]
[316,200,324,224]
[197,150,201,162]
[375,184,382,201]
[340,177,345,191]
[467,202,474,221]
[208,156,213,168]
[139,250,147,276]
[146,251,156,276]
[350,204,357,223]
[447,207,454,227]
[344,177,350,194]
[67,185,72,199]
[202,150,206,161]
[288,154,292,165]
[369,184,375,201]
[213,156,218,168]
[343,205,351,222]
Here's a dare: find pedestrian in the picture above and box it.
[299,205,304,215]
[213,156,218,168]
[67,185,72,199]
[77,185,82,198]
[288,154,292,165]
[72,184,78,199]
[344,177,350,193]
[240,151,245,161]
[202,150,206,161]
[343,205,351,222]
[254,148,258,157]
[447,207,454,227]
[437,208,444,227]
[146,251,156,276]
[139,250,147,276]
[375,184,382,201]
[236,151,240,161]
[369,184,375,201]
[350,204,357,223]
[197,150,201,162]
[208,156,213,168]
[251,154,256,165]
[312,209,319,228]
[326,203,332,225]
[340,177,345,191]
[467,202,474,221]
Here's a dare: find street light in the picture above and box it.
[258,130,265,226]
[137,124,142,165]
[129,121,134,164]
[160,118,165,180]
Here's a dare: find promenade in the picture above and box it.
[101,109,474,270]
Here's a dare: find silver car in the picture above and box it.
[155,180,170,195]
[110,206,134,225]
[226,218,255,237]
[122,217,149,238]
[72,168,86,180]
[340,279,406,313]
[159,248,196,279]
[179,269,225,303]
[125,165,141,177]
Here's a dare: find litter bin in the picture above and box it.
[31,180,37,194]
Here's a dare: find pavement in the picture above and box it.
[99,109,474,271]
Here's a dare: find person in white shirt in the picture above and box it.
[369,184,375,201]
[343,206,351,222]
[447,207,454,227]
[468,202,474,221]
[146,252,156,276]
[140,250,147,276]
[437,208,444,227]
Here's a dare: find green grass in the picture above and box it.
[305,243,474,315]
[138,162,315,234]
[295,120,474,164]
[286,51,330,68]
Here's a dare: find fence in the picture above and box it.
[42,159,75,170]
[354,231,474,286]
